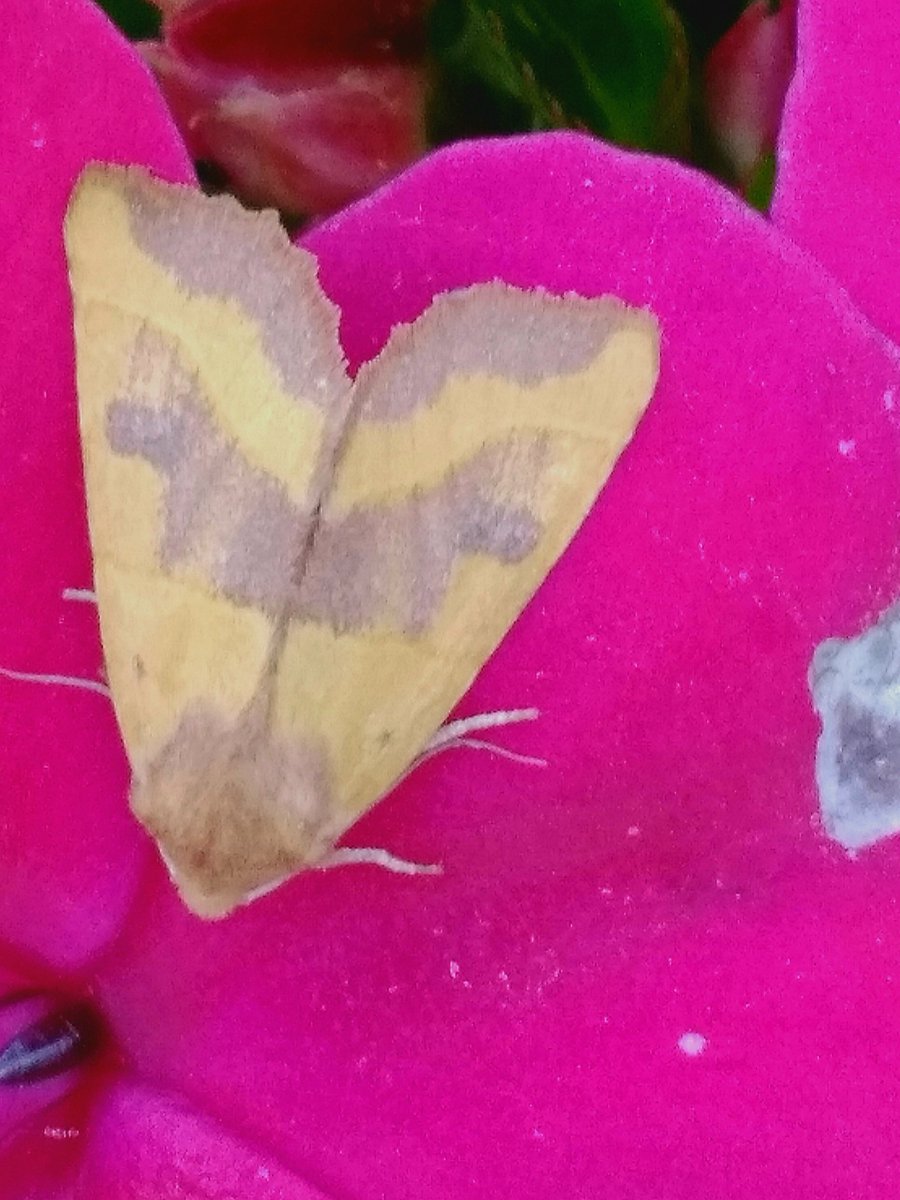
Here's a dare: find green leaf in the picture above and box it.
[94,0,161,40]
[428,0,691,156]
[744,152,777,214]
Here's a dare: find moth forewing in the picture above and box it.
[65,164,660,917]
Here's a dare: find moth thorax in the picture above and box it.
[130,702,333,917]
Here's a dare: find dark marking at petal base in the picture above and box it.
[0,1001,102,1085]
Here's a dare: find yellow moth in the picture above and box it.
[64,165,659,918]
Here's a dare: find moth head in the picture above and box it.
[131,704,335,918]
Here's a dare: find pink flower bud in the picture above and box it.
[705,0,797,185]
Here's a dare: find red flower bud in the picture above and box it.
[143,0,429,215]
[705,0,797,185]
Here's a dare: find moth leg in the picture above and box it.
[422,736,547,769]
[318,711,546,880]
[0,590,107,696]
[0,665,111,699]
[417,707,547,769]
[227,847,441,908]
[427,706,538,750]
[317,847,442,876]
[220,849,440,910]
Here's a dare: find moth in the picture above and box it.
[63,165,659,918]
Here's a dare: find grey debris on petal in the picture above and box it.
[809,602,900,850]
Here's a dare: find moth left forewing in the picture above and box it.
[66,168,353,767]
[273,283,660,842]
[65,167,356,916]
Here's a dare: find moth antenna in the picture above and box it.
[318,847,442,876]
[62,588,97,604]
[426,707,539,753]
[0,666,111,699]
[238,875,290,905]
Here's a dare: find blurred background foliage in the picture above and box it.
[98,0,160,38]
[94,0,789,217]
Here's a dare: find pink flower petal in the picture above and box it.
[772,0,900,339]
[93,135,900,1196]
[74,1082,328,1197]
[0,0,192,969]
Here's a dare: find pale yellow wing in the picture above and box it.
[66,166,659,917]
[66,166,351,782]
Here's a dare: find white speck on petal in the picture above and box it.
[678,1031,707,1057]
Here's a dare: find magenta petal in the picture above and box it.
[772,0,900,339]
[96,135,900,1196]
[0,0,192,968]
[74,1082,328,1197]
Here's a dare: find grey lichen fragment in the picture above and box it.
[810,602,900,850]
